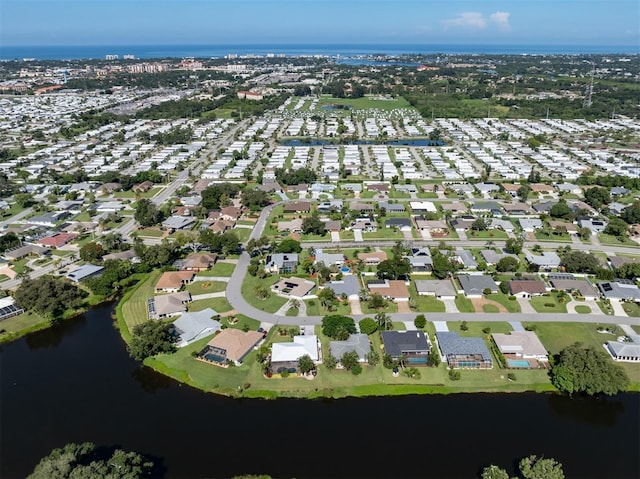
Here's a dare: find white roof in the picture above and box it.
[271,335,319,362]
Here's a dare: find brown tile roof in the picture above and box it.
[206,329,264,363]
[357,251,388,263]
[508,280,547,295]
[368,280,410,299]
[155,271,196,291]
[182,252,218,270]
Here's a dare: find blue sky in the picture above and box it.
[2,0,638,47]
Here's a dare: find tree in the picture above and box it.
[340,350,360,371]
[79,242,104,262]
[621,200,640,224]
[504,237,523,255]
[583,186,610,210]
[276,238,302,254]
[549,200,571,219]
[368,292,387,310]
[496,256,519,273]
[366,349,380,366]
[128,320,177,361]
[15,276,87,319]
[317,287,338,310]
[134,198,163,227]
[376,257,411,280]
[358,317,378,335]
[471,217,488,231]
[550,342,629,396]
[374,312,392,331]
[241,188,270,212]
[430,249,455,280]
[560,250,601,274]
[301,215,327,236]
[297,354,315,375]
[27,442,155,479]
[321,314,356,340]
[429,343,441,367]
[603,217,629,238]
[518,455,565,479]
[517,184,532,202]
[414,314,426,329]
[481,465,509,479]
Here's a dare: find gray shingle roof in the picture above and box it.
[381,330,430,357]
[436,331,492,361]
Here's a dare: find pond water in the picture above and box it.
[1,303,638,479]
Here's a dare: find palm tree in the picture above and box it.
[374,312,392,331]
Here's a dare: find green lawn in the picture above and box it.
[530,292,569,313]
[120,270,161,332]
[622,302,640,317]
[241,273,289,314]
[414,295,446,313]
[574,305,592,314]
[483,304,500,313]
[0,311,50,343]
[598,233,637,246]
[486,292,522,313]
[447,321,514,337]
[197,262,236,277]
[188,297,233,313]
[467,230,508,240]
[304,299,351,316]
[185,281,227,295]
[523,322,640,385]
[135,227,165,238]
[454,295,475,312]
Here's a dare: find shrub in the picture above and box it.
[414,314,427,329]
[460,321,469,331]
[448,369,461,380]
[507,372,516,381]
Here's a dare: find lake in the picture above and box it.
[1,303,638,479]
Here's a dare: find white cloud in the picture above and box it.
[490,11,511,31]
[443,12,487,30]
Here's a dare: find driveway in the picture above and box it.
[349,296,362,314]
[331,231,341,242]
[609,299,628,317]
[516,297,537,314]
[442,298,459,313]
[353,230,363,242]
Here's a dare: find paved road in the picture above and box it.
[224,199,640,328]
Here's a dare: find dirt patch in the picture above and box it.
[470,298,508,313]
[219,310,238,317]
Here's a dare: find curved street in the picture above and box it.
[225,199,640,328]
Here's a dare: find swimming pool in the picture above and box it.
[340,267,350,273]
[507,359,531,368]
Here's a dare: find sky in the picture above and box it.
[1,0,639,47]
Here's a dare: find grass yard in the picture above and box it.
[523,322,640,385]
[304,298,351,316]
[467,230,509,240]
[414,295,446,313]
[454,295,475,313]
[198,262,236,277]
[574,305,592,314]
[316,95,413,112]
[487,292,522,313]
[622,302,640,317]
[135,227,165,238]
[0,311,50,344]
[448,321,514,337]
[241,273,289,314]
[185,281,227,295]
[119,270,161,336]
[530,292,569,313]
[483,304,500,313]
[598,233,637,246]
[188,297,233,314]
[361,301,398,315]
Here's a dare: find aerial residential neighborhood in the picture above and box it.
[0,52,639,403]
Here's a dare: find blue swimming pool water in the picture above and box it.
[507,359,531,368]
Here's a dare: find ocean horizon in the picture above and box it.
[1,43,638,61]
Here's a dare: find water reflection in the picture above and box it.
[547,393,626,427]
[25,315,86,350]
[131,366,174,394]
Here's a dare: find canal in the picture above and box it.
[1,303,638,479]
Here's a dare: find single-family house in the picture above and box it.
[436,331,493,369]
[378,202,406,214]
[457,274,498,297]
[507,279,547,298]
[180,252,218,271]
[147,291,191,319]
[385,218,412,230]
[265,253,299,274]
[36,233,77,249]
[605,335,640,363]
[381,330,431,364]
[162,216,196,231]
[199,328,264,365]
[65,264,104,283]
[155,271,196,293]
[0,296,25,321]
[480,249,518,266]
[503,203,532,216]
[329,333,371,364]
[3,243,49,261]
[283,201,311,213]
[132,180,154,193]
[440,202,468,214]
[597,281,640,301]
[172,308,222,347]
[470,201,502,215]
[271,335,320,373]
[414,279,456,299]
[102,249,138,262]
[492,331,549,363]
[314,251,345,267]
[349,201,375,213]
[277,218,303,234]
[454,248,478,270]
[357,251,388,265]
[524,250,562,270]
[578,219,607,234]
[518,218,543,232]
[548,277,600,300]
[406,247,433,272]
[366,279,410,301]
[270,277,315,298]
[322,275,361,298]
